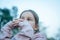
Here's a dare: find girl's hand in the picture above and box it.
[11,19,24,27]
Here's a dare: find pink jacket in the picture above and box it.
[0,21,47,40]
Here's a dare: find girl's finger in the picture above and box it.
[12,19,24,26]
[17,19,24,22]
[13,19,24,23]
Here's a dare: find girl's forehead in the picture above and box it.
[21,12,34,17]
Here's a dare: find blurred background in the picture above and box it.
[0,0,60,40]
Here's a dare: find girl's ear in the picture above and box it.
[34,24,39,33]
[34,24,38,30]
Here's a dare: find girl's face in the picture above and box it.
[20,11,37,30]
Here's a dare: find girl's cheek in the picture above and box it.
[29,21,35,28]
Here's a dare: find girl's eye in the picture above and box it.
[27,18,31,21]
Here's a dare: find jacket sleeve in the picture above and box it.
[11,20,34,40]
[33,33,47,40]
[0,21,13,40]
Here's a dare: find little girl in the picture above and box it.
[0,10,47,40]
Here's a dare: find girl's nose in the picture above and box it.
[24,19,28,21]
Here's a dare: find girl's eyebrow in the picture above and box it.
[28,17,32,18]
